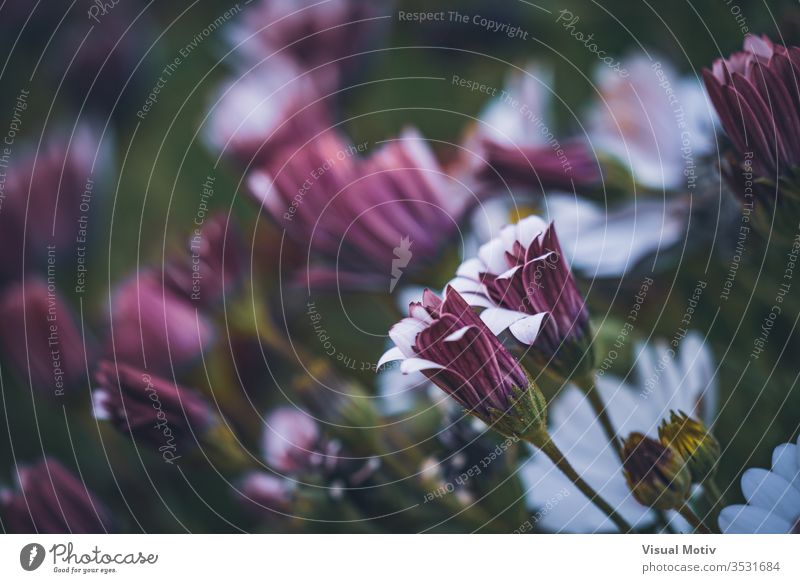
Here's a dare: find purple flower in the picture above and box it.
[449,215,593,381]
[227,0,389,91]
[0,458,112,533]
[263,406,328,474]
[248,128,469,288]
[0,278,91,396]
[106,270,215,375]
[466,63,600,194]
[480,140,600,192]
[703,35,800,180]
[0,125,101,281]
[93,360,214,456]
[379,287,545,437]
[205,58,332,165]
[238,472,295,514]
[165,212,246,308]
[703,35,800,235]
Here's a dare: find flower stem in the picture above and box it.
[702,477,725,527]
[530,433,632,533]
[576,375,623,462]
[677,504,711,534]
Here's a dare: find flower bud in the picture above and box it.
[380,287,548,441]
[93,360,214,455]
[449,217,595,382]
[659,411,721,482]
[106,270,215,375]
[165,212,246,308]
[0,457,112,533]
[622,432,691,510]
[0,278,91,396]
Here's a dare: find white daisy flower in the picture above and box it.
[588,54,715,190]
[719,436,800,533]
[519,332,717,532]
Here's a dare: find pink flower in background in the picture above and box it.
[106,270,215,375]
[0,458,112,533]
[0,124,104,280]
[704,35,800,180]
[263,406,328,474]
[227,0,389,91]
[165,212,246,308]
[93,360,214,452]
[205,58,332,165]
[0,278,91,396]
[248,128,470,288]
[469,64,600,194]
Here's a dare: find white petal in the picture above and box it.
[400,358,445,375]
[455,257,485,279]
[515,215,548,248]
[480,307,527,335]
[377,346,405,370]
[388,318,426,356]
[448,276,485,295]
[408,304,434,324]
[495,264,522,281]
[741,468,800,522]
[771,443,799,486]
[457,292,494,309]
[719,505,792,534]
[444,326,472,342]
[477,238,508,275]
[509,313,547,344]
[91,390,111,420]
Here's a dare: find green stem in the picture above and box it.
[703,477,725,528]
[576,376,623,462]
[531,433,632,533]
[678,504,711,534]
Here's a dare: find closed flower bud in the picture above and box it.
[659,411,721,482]
[379,287,547,440]
[449,216,594,382]
[0,458,112,533]
[93,360,214,457]
[165,212,246,307]
[622,433,692,510]
[703,35,800,238]
[0,278,91,396]
[106,270,215,375]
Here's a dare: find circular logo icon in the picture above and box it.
[20,543,46,571]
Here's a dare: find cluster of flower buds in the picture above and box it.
[621,412,721,518]
[622,432,692,511]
